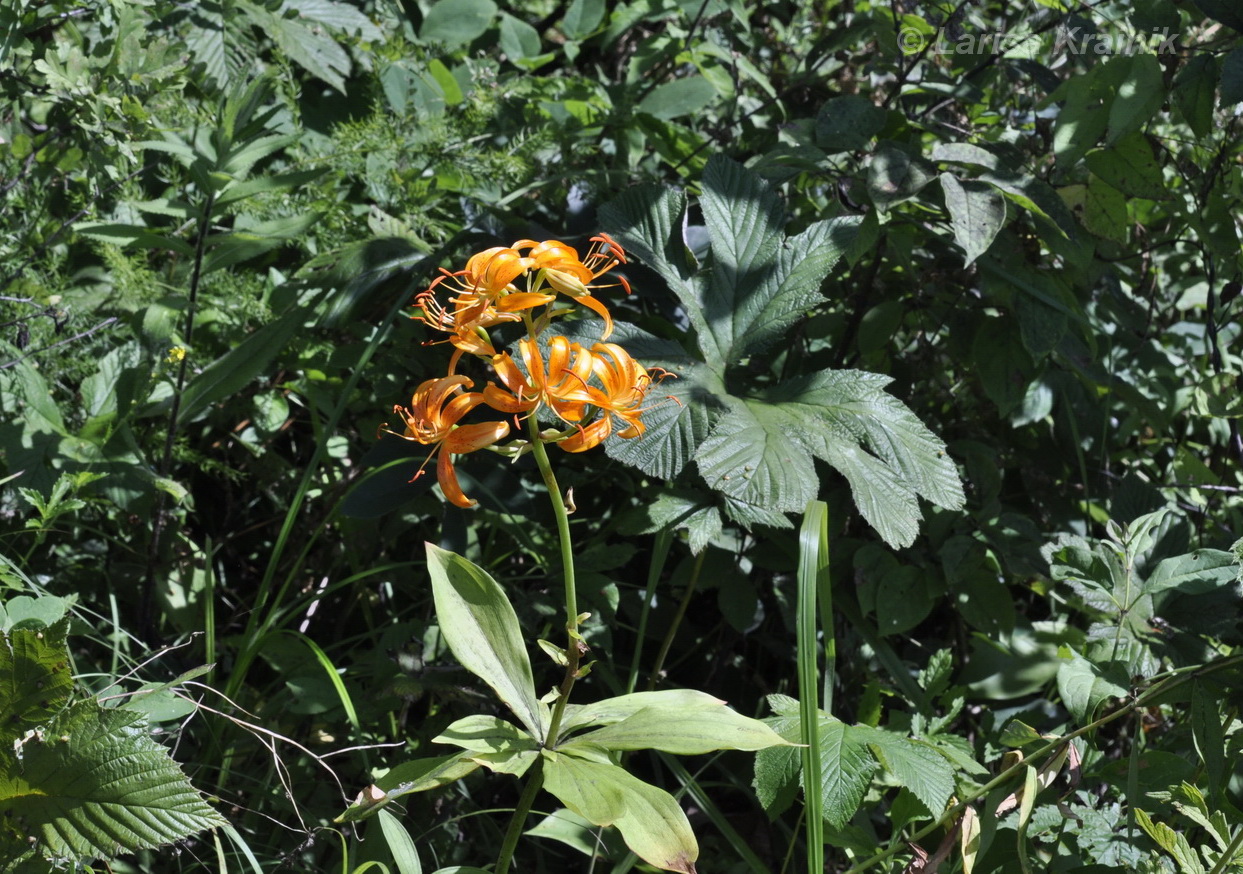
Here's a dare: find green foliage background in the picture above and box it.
[3,0,1243,871]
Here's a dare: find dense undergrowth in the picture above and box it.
[3,0,1243,872]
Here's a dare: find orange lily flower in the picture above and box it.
[390,375,510,508]
[483,336,595,424]
[515,234,630,338]
[558,343,658,452]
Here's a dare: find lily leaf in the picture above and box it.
[542,751,698,874]
[433,714,537,754]
[563,701,792,755]
[560,689,727,735]
[426,544,546,741]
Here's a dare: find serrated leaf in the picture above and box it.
[765,370,964,546]
[426,544,545,741]
[1084,133,1168,201]
[818,720,878,829]
[0,619,73,738]
[940,174,1006,266]
[699,157,859,362]
[868,144,935,210]
[695,401,818,513]
[566,702,790,755]
[603,356,721,480]
[854,729,954,818]
[1144,549,1236,595]
[542,752,697,873]
[641,489,723,554]
[0,702,225,863]
[1056,651,1128,724]
[815,96,885,153]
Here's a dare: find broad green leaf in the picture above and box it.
[203,212,320,273]
[1143,549,1236,595]
[599,186,696,301]
[0,619,73,738]
[283,0,385,41]
[433,714,536,754]
[1105,54,1164,145]
[562,0,605,38]
[526,808,624,857]
[638,76,718,120]
[0,702,225,863]
[1056,651,1128,724]
[565,702,790,755]
[420,0,497,46]
[426,544,545,740]
[1082,174,1129,243]
[560,689,726,735]
[0,595,71,633]
[1173,54,1217,136]
[542,752,697,874]
[498,12,540,61]
[1223,47,1243,103]
[1084,133,1167,201]
[939,174,1006,266]
[695,401,819,513]
[817,440,920,549]
[215,168,328,208]
[868,144,935,210]
[853,728,955,818]
[1191,372,1243,419]
[698,158,861,362]
[815,96,885,153]
[638,488,723,555]
[241,1,351,91]
[172,306,309,425]
[1053,66,1110,167]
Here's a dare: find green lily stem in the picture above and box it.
[528,420,581,747]
[841,651,1243,874]
[494,759,545,874]
[494,421,581,874]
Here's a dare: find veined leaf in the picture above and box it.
[433,714,536,755]
[560,689,726,735]
[0,619,73,740]
[0,702,225,863]
[336,754,482,823]
[1143,550,1236,596]
[426,544,545,741]
[699,156,858,363]
[695,400,819,513]
[852,727,955,818]
[563,701,790,755]
[542,751,697,874]
[1056,650,1128,724]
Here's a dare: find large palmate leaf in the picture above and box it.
[600,160,963,546]
[0,701,225,864]
[426,544,546,740]
[542,751,698,874]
